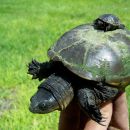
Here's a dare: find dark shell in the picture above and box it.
[48,24,130,88]
[98,14,121,26]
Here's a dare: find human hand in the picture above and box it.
[58,91,129,130]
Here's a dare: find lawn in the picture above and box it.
[0,0,130,129]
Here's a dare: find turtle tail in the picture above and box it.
[38,73,74,110]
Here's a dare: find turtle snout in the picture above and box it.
[29,95,41,113]
[29,88,60,114]
[29,100,48,113]
[29,93,49,113]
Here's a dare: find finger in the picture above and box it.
[83,101,113,130]
[110,91,129,130]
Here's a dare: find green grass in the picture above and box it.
[0,0,130,129]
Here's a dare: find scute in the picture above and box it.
[109,33,130,47]
[59,42,86,65]
[48,24,130,87]
[99,14,120,25]
[52,24,92,52]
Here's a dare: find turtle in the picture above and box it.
[28,15,130,125]
[93,14,125,31]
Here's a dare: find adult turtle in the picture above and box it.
[28,14,130,125]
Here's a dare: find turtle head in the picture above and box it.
[29,74,74,114]
[29,87,59,114]
[93,14,125,31]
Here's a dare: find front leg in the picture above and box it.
[28,60,55,80]
[77,88,106,126]
[95,81,119,102]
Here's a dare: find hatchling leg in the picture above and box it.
[28,60,55,80]
[77,88,106,125]
[105,24,112,31]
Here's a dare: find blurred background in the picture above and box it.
[0,0,130,129]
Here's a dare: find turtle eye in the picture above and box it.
[39,103,46,110]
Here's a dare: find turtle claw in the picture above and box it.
[91,113,106,126]
[28,59,41,79]
[89,106,103,123]
[28,60,54,80]
[88,105,107,126]
[99,117,107,126]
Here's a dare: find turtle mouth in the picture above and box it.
[29,104,41,113]
[29,102,53,114]
[29,108,47,114]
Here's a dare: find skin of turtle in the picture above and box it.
[29,73,74,114]
[28,19,130,125]
[93,14,125,31]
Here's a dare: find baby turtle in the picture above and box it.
[28,15,130,125]
[93,14,125,31]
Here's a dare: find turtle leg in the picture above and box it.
[77,88,106,125]
[94,82,119,102]
[28,60,55,80]
[105,24,120,31]
[105,24,112,31]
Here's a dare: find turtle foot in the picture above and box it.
[77,88,106,126]
[28,59,41,79]
[95,81,119,102]
[88,105,106,126]
[28,60,54,80]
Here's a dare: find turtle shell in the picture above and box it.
[98,14,121,26]
[48,24,130,88]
